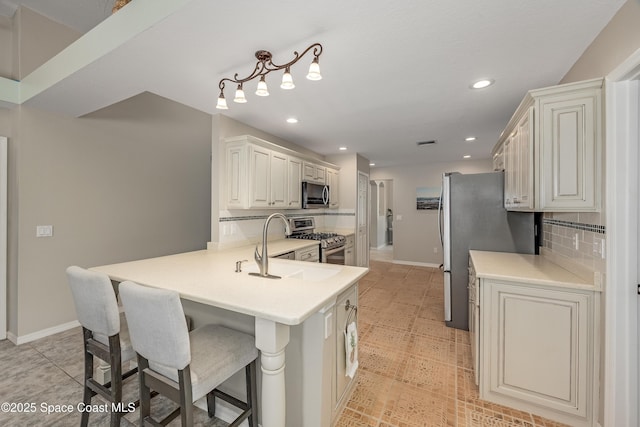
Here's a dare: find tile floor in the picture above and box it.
[334,261,570,427]
[0,260,570,426]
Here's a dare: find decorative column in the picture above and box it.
[255,317,290,427]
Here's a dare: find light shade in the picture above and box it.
[255,76,269,96]
[307,58,322,80]
[216,92,228,110]
[234,84,247,103]
[280,68,295,89]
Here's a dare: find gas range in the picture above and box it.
[288,217,346,250]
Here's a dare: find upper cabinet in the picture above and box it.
[224,135,339,210]
[303,162,326,184]
[326,167,340,208]
[494,78,603,212]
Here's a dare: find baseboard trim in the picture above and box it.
[392,260,440,268]
[7,320,80,345]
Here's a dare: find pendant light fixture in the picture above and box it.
[216,43,323,109]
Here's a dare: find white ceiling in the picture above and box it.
[0,0,626,167]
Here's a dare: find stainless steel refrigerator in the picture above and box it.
[438,171,537,330]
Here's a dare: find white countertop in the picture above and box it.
[469,250,597,291]
[91,243,369,325]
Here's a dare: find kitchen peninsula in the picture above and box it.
[92,241,369,427]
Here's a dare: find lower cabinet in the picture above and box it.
[332,284,358,422]
[296,245,320,262]
[344,234,355,266]
[284,282,358,427]
[480,280,599,426]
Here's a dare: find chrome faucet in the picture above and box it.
[250,213,292,279]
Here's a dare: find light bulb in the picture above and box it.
[234,84,247,103]
[306,58,322,81]
[216,92,228,110]
[255,76,269,96]
[281,68,295,89]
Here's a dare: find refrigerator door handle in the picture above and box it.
[444,270,452,322]
[438,182,443,246]
[442,174,451,271]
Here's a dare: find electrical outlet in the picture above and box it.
[572,233,579,250]
[599,238,605,259]
[433,247,439,253]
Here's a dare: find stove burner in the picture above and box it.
[288,217,346,250]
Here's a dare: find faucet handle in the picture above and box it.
[254,245,262,263]
[235,259,249,273]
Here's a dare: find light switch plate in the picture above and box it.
[36,225,53,237]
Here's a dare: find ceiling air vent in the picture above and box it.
[416,140,437,146]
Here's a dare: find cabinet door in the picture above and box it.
[327,168,339,208]
[334,284,358,411]
[516,107,534,210]
[249,145,271,208]
[493,145,504,171]
[287,157,302,208]
[226,144,248,208]
[270,151,288,208]
[315,165,326,183]
[482,281,591,419]
[503,133,517,208]
[538,91,600,210]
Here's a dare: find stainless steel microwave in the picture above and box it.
[302,182,330,209]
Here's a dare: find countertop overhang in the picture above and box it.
[91,242,369,326]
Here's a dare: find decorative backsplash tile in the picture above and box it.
[541,217,606,282]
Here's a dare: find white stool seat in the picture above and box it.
[149,324,258,402]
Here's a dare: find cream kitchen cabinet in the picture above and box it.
[303,161,326,184]
[494,78,602,212]
[344,234,355,266]
[287,156,303,209]
[225,135,339,210]
[470,250,600,427]
[332,283,358,422]
[326,167,340,208]
[228,143,288,209]
[492,143,504,171]
[295,244,320,262]
[504,106,534,210]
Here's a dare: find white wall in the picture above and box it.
[371,159,492,265]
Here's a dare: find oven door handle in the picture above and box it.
[323,246,345,256]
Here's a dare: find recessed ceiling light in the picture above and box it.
[465,136,477,142]
[369,163,376,166]
[339,147,347,151]
[470,79,494,89]
[463,155,471,159]
[286,117,298,124]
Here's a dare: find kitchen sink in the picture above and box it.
[245,262,341,281]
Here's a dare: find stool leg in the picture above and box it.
[109,335,123,427]
[206,391,216,418]
[81,328,94,427]
[247,360,258,427]
[137,356,152,426]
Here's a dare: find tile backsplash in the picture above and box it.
[211,209,356,250]
[541,212,606,284]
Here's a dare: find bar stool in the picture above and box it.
[66,266,137,427]
[119,281,259,427]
